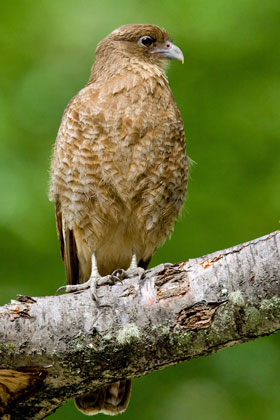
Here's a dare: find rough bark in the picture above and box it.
[0,230,279,420]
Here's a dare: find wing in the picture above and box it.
[50,89,96,285]
[55,200,79,285]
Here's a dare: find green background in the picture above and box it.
[1,0,280,419]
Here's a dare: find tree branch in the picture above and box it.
[0,231,279,419]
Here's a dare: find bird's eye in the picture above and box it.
[139,36,156,47]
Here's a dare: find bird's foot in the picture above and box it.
[56,279,93,295]
[108,254,145,282]
[97,268,126,286]
[56,253,109,307]
[55,253,145,307]
[56,274,115,308]
[119,266,145,279]
[93,254,145,291]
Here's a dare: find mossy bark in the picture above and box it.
[0,231,279,419]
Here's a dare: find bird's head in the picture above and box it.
[96,24,184,70]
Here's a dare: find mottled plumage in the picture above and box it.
[49,24,188,415]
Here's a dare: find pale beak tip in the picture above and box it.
[170,44,184,64]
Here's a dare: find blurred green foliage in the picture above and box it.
[1,0,280,419]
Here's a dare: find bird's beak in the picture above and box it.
[151,41,184,63]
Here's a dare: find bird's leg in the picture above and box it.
[56,253,103,301]
[129,253,138,270]
[127,253,145,277]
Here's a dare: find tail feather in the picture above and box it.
[75,380,131,416]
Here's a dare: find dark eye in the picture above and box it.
[139,36,156,47]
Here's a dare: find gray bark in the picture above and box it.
[0,230,279,420]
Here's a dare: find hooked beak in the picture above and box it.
[151,41,184,63]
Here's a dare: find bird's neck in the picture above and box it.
[87,52,168,86]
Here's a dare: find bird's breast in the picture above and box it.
[51,74,188,271]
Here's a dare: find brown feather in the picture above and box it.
[55,200,64,260]
[55,200,79,285]
[63,229,79,285]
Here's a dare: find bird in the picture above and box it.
[49,24,188,416]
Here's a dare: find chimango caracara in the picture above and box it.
[49,24,188,415]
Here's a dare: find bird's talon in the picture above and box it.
[91,292,99,304]
[56,285,67,295]
[111,269,126,280]
[112,268,125,276]
[91,292,112,309]
[108,275,122,284]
